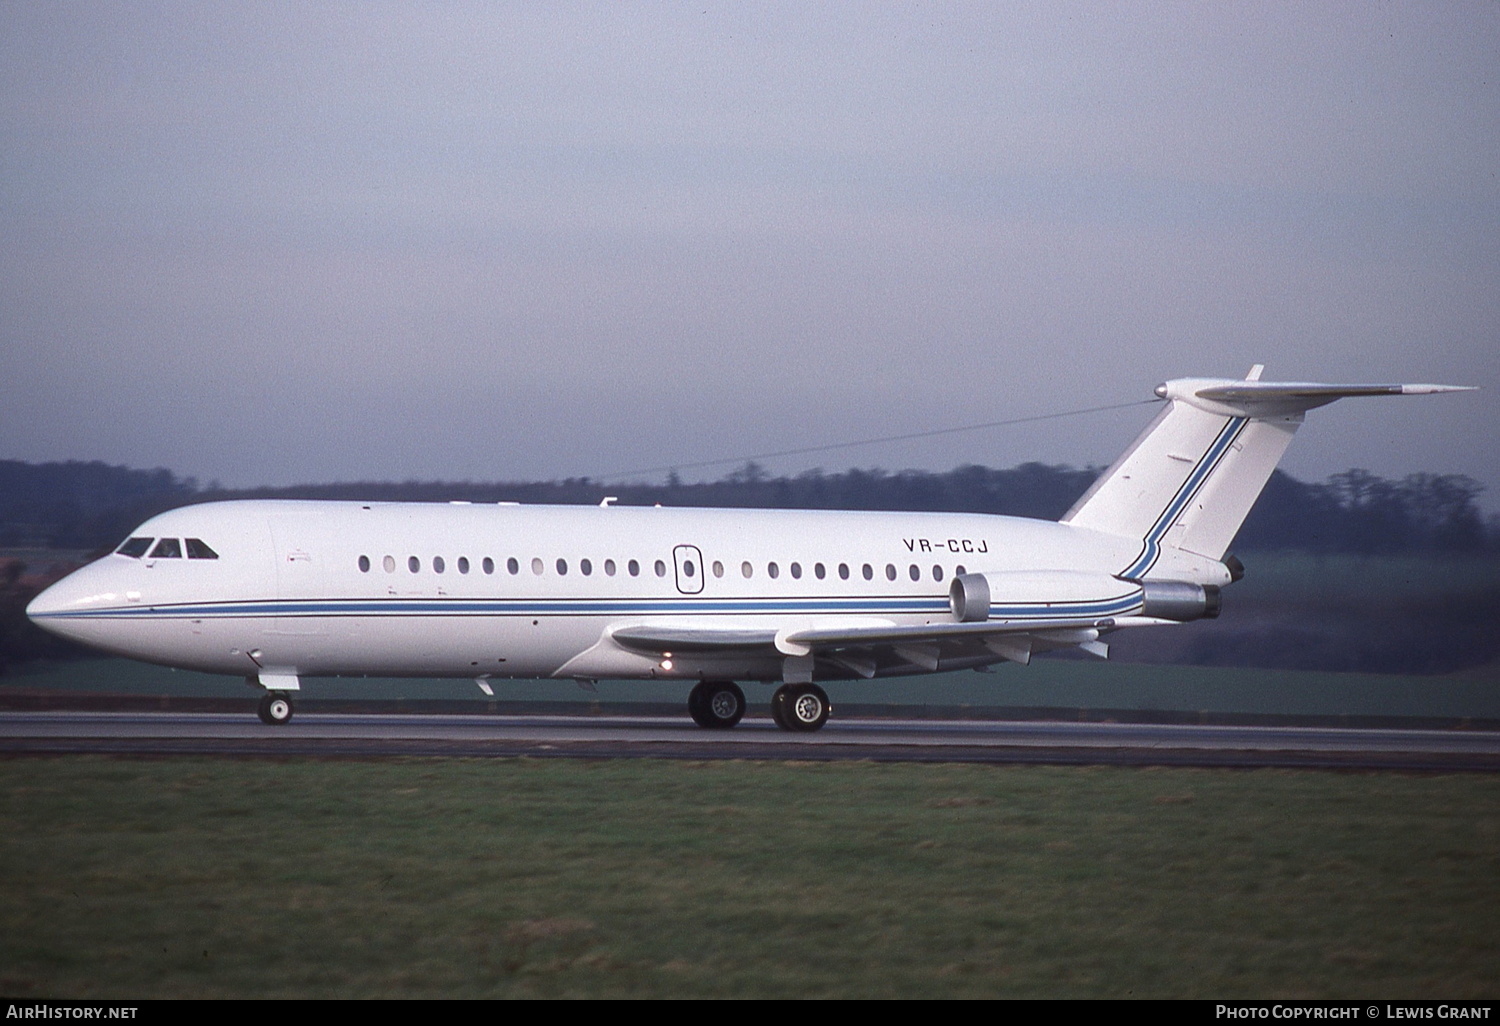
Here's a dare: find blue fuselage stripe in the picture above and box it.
[34,593,1141,621]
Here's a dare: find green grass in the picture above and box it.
[2,757,1497,998]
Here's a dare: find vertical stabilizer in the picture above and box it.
[1061,370,1473,578]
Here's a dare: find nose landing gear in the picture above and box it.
[257,691,294,726]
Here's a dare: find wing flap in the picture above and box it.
[782,616,1117,648]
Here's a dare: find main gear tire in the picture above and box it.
[778,683,830,732]
[688,681,746,729]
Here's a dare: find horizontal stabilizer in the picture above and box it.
[1197,382,1473,400]
[1066,370,1474,571]
[1159,377,1475,418]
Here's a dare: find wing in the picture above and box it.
[609,614,1133,676]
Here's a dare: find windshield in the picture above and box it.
[148,538,182,559]
[185,538,219,559]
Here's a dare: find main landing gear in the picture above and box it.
[686,680,831,732]
[257,691,294,726]
[688,680,746,729]
[771,683,831,733]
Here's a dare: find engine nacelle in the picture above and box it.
[949,574,989,621]
[1140,581,1222,621]
[949,571,1145,623]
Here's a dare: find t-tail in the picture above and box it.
[1061,365,1475,582]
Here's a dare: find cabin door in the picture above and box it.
[268,513,325,600]
[672,545,705,595]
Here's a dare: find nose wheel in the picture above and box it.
[772,683,830,732]
[257,691,294,726]
[687,680,746,729]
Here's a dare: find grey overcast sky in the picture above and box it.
[2,2,1496,500]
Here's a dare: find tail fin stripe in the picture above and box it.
[1119,415,1249,579]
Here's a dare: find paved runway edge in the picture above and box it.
[5,691,1499,733]
[2,714,1500,768]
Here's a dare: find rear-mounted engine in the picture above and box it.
[1140,581,1221,621]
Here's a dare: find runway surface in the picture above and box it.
[3,711,1499,770]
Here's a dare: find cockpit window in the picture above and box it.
[185,538,219,560]
[148,538,183,559]
[117,537,154,558]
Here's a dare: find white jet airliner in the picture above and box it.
[27,369,1472,731]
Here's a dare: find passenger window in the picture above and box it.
[862,564,873,580]
[683,560,695,578]
[117,537,154,558]
[605,559,617,576]
[956,564,966,576]
[932,565,943,582]
[654,560,667,577]
[790,562,802,579]
[532,558,544,575]
[712,561,724,578]
[408,556,420,573]
[358,555,370,573]
[741,561,753,579]
[885,564,897,581]
[185,538,219,560]
[909,564,919,581]
[434,556,446,574]
[839,563,850,580]
[815,563,826,580]
[557,559,568,575]
[483,557,496,575]
[383,555,396,573]
[768,562,779,579]
[580,558,592,576]
[629,559,640,577]
[506,557,518,575]
[149,538,182,559]
[457,557,470,574]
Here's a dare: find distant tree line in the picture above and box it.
[0,460,198,551]
[1,457,1494,555]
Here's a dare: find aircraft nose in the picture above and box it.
[26,576,90,647]
[26,578,70,620]
[24,561,130,644]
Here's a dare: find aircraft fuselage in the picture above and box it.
[28,499,1142,682]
